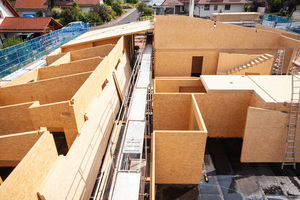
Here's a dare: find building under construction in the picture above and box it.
[0,16,300,200]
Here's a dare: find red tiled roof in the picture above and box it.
[15,0,48,11]
[197,0,249,4]
[1,0,20,17]
[54,0,100,6]
[0,17,63,33]
[162,0,184,6]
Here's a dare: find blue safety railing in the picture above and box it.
[261,13,300,36]
[0,22,89,79]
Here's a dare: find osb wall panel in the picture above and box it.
[38,57,102,80]
[256,24,300,40]
[93,37,120,47]
[46,52,67,65]
[154,131,207,184]
[217,53,264,71]
[155,79,205,93]
[155,49,277,76]
[38,73,120,200]
[1,70,38,88]
[0,102,35,135]
[188,95,207,132]
[211,13,259,22]
[229,57,274,75]
[194,92,252,138]
[154,16,280,50]
[61,42,93,53]
[114,52,132,97]
[153,93,192,130]
[70,44,114,61]
[279,35,300,50]
[154,16,280,76]
[0,71,91,106]
[48,52,71,66]
[0,131,58,200]
[72,37,124,131]
[0,131,41,167]
[241,107,300,162]
[29,101,78,147]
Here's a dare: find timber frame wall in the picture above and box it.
[0,35,134,200]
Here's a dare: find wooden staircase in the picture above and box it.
[217,53,274,75]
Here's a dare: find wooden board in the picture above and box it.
[38,57,102,80]
[48,52,71,66]
[194,93,252,138]
[37,73,121,200]
[0,131,42,167]
[46,53,67,65]
[241,107,300,162]
[70,44,114,61]
[153,93,192,130]
[0,131,58,200]
[256,25,300,40]
[154,78,205,93]
[0,102,36,135]
[1,69,38,87]
[154,130,207,184]
[0,71,92,106]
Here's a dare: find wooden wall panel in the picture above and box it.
[256,24,300,40]
[1,70,38,87]
[0,72,91,106]
[0,131,41,167]
[155,78,205,93]
[48,52,71,66]
[72,37,124,131]
[153,93,192,130]
[38,57,102,80]
[154,131,207,184]
[37,73,121,200]
[93,37,120,47]
[29,101,78,147]
[0,131,58,200]
[46,53,67,65]
[0,102,35,135]
[211,13,260,22]
[70,44,114,61]
[194,93,252,138]
[61,42,93,53]
[241,107,300,162]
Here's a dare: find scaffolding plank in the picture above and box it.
[123,121,145,154]
[136,71,150,89]
[128,89,147,121]
[112,172,141,200]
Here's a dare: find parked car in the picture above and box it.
[64,21,85,31]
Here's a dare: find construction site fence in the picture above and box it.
[0,23,89,79]
[261,13,300,35]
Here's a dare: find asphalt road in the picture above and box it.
[114,9,140,26]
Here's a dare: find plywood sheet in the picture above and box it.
[70,44,114,61]
[46,53,67,65]
[38,57,102,80]
[154,131,207,184]
[194,92,251,138]
[48,52,71,66]
[0,131,58,200]
[241,107,300,162]
[153,93,192,130]
[38,73,120,200]
[0,131,41,167]
[0,71,91,106]
[0,69,38,87]
[154,78,205,93]
[256,24,300,40]
[0,102,36,135]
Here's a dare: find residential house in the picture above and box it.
[0,17,63,37]
[15,0,102,16]
[0,0,20,45]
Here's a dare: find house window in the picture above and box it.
[225,4,231,10]
[180,6,184,12]
[204,5,210,10]
[214,5,218,10]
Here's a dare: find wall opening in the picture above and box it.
[51,132,69,156]
[191,56,203,77]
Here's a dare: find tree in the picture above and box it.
[137,2,147,13]
[111,2,123,16]
[60,3,82,25]
[90,4,113,22]
[1,37,24,50]
[144,7,153,15]
[105,0,113,6]
[268,0,283,12]
[250,0,269,12]
[51,7,62,19]
[50,0,55,9]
